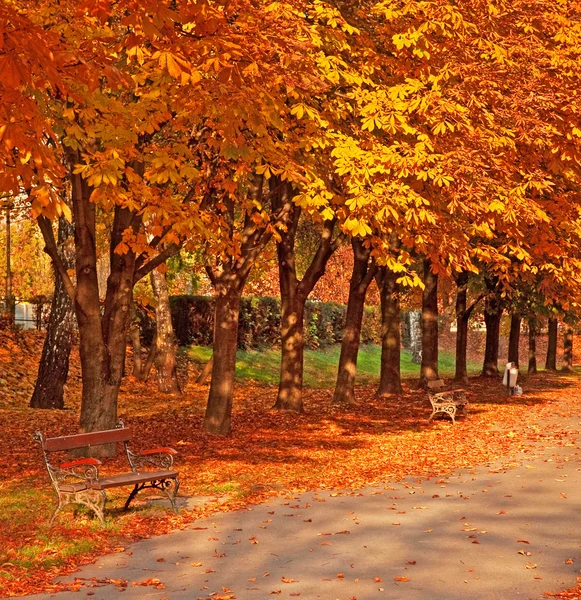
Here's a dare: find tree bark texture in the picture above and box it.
[376,266,403,396]
[420,259,438,384]
[563,325,574,371]
[4,208,14,326]
[35,153,180,454]
[482,285,502,377]
[204,174,280,433]
[30,214,75,409]
[545,317,558,370]
[508,314,522,367]
[197,355,214,384]
[333,239,375,405]
[528,318,537,375]
[273,200,343,412]
[129,320,142,377]
[150,268,180,394]
[203,282,242,434]
[454,272,469,383]
[97,205,139,438]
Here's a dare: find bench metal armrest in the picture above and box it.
[50,460,101,487]
[126,447,177,471]
[138,447,177,456]
[429,391,455,405]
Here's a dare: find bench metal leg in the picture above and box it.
[429,406,456,424]
[124,484,142,510]
[123,478,180,513]
[168,477,180,513]
[50,490,106,526]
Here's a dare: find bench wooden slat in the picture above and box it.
[44,428,132,452]
[87,470,178,490]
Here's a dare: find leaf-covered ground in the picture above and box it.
[1,329,580,597]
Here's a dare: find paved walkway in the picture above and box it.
[27,413,581,600]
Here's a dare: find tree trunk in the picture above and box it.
[4,207,15,326]
[203,282,242,434]
[420,259,438,384]
[150,268,180,394]
[273,201,343,411]
[71,168,111,438]
[333,239,375,405]
[141,340,156,382]
[197,355,214,384]
[454,272,469,383]
[376,267,402,396]
[275,290,306,412]
[30,214,75,409]
[545,317,558,370]
[129,321,143,377]
[528,318,537,375]
[562,325,574,371]
[202,174,286,433]
[95,206,138,438]
[37,153,179,455]
[508,314,522,367]
[482,289,502,377]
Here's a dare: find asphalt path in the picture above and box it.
[23,412,581,600]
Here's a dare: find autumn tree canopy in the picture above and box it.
[4,0,581,433]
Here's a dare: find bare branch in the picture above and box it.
[466,293,485,318]
[133,243,181,284]
[37,216,76,301]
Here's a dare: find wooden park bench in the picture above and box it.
[427,380,468,425]
[34,421,179,525]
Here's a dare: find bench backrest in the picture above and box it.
[42,427,132,453]
[427,379,446,391]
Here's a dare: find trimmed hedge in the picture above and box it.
[142,295,381,349]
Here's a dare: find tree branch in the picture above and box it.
[466,293,485,318]
[37,215,77,301]
[133,243,181,284]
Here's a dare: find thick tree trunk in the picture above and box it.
[482,289,502,377]
[275,291,306,412]
[37,154,178,455]
[70,167,111,438]
[95,206,138,438]
[454,273,469,384]
[377,267,402,396]
[150,268,180,394]
[333,240,375,405]
[508,314,522,367]
[203,282,242,434]
[545,317,558,370]
[30,215,75,409]
[562,325,574,371]
[420,259,438,384]
[528,318,537,375]
[273,203,343,411]
[202,174,286,433]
